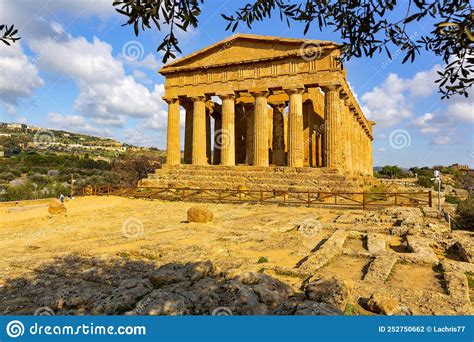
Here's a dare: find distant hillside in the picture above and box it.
[0,123,166,201]
[0,122,164,158]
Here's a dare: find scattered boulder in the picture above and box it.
[366,292,400,315]
[305,276,351,312]
[187,206,213,223]
[48,201,67,215]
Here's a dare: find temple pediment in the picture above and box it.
[160,34,338,74]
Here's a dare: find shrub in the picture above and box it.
[455,196,474,231]
[445,195,461,205]
[416,176,434,188]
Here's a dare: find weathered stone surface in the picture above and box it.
[297,230,348,274]
[363,253,399,283]
[448,239,474,263]
[149,261,215,287]
[367,233,386,254]
[48,201,67,215]
[366,292,400,315]
[404,235,438,265]
[305,276,351,311]
[126,291,192,315]
[442,271,472,313]
[95,279,153,314]
[187,206,213,223]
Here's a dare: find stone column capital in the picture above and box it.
[284,87,305,96]
[321,84,342,93]
[249,90,269,98]
[163,97,179,105]
[218,93,236,101]
[190,96,206,103]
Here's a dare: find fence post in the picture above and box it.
[428,191,432,207]
[394,193,397,205]
[362,192,366,210]
[260,190,263,203]
[182,189,185,201]
[307,191,310,207]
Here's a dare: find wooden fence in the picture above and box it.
[77,185,432,210]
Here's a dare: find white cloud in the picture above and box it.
[445,97,474,123]
[47,112,112,137]
[432,136,450,145]
[25,29,168,128]
[412,113,440,134]
[361,65,441,127]
[132,70,152,84]
[361,73,411,127]
[122,53,162,71]
[0,43,44,113]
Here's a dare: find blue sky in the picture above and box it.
[0,0,472,168]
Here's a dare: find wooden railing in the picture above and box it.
[77,185,432,210]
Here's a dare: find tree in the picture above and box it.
[0,24,20,45]
[113,0,473,99]
[378,165,405,178]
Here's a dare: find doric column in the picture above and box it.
[219,94,236,166]
[165,97,180,166]
[355,117,362,174]
[286,87,305,167]
[343,99,352,174]
[191,96,207,165]
[183,101,193,164]
[234,104,247,164]
[368,134,373,176]
[270,102,286,166]
[206,111,211,164]
[251,91,269,167]
[245,105,254,165]
[213,115,222,165]
[323,85,341,168]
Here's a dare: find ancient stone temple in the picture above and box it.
[141,34,375,192]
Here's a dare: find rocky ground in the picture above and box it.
[0,196,472,316]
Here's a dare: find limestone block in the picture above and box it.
[366,292,400,315]
[187,206,213,223]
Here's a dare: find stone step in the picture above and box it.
[147,176,360,188]
[149,173,353,184]
[139,179,360,192]
[140,165,365,192]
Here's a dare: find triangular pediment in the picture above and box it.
[160,34,338,74]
